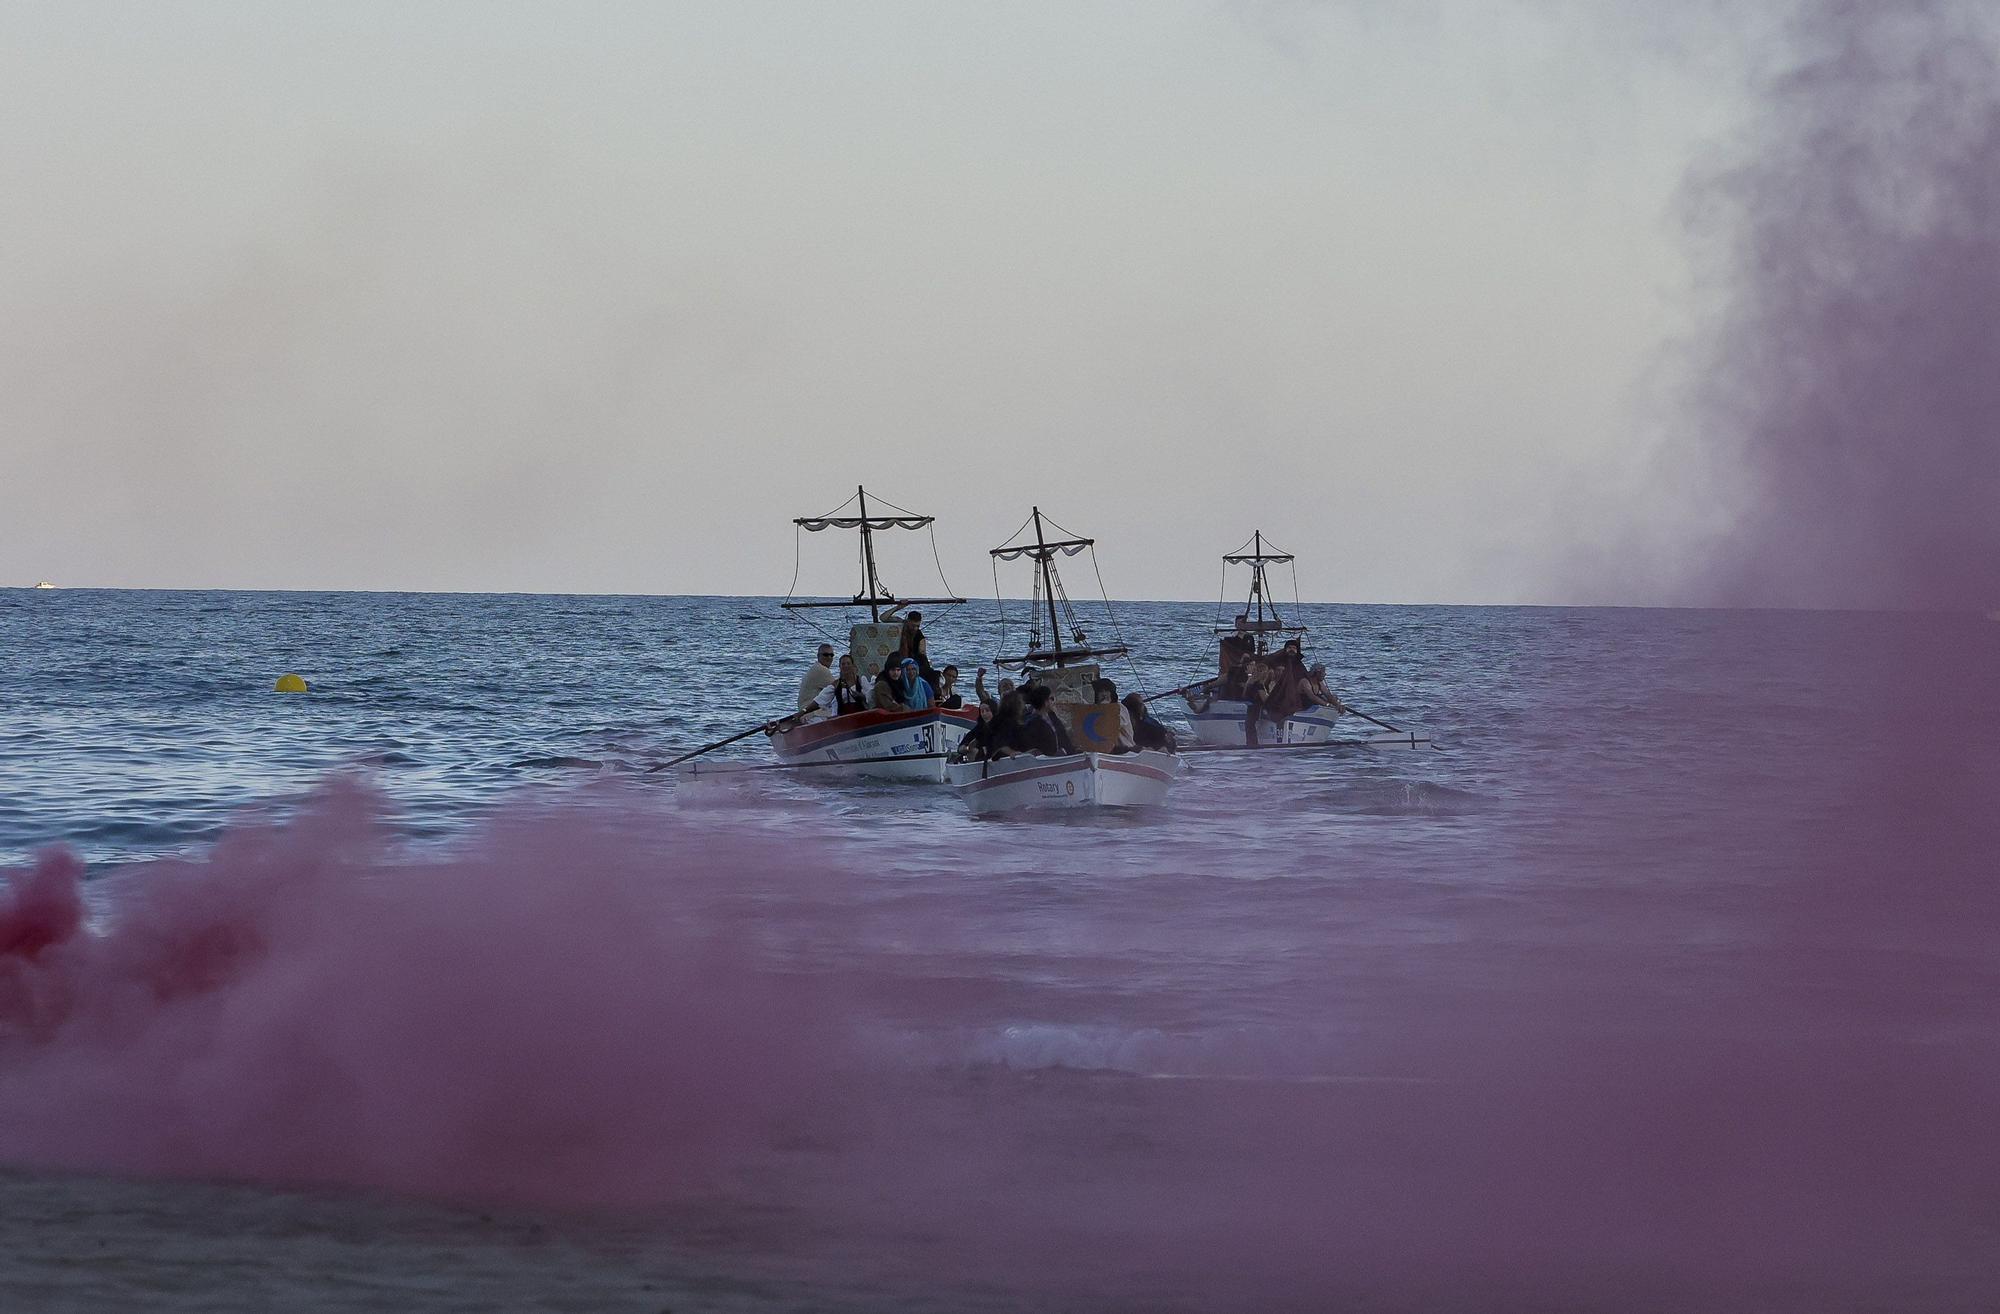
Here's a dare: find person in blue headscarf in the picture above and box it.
[898,657,935,710]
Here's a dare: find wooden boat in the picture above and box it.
[948,508,1184,812]
[769,705,979,779]
[765,486,976,781]
[1181,531,1428,750]
[948,749,1179,816]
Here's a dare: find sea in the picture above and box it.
[2,588,1997,1312]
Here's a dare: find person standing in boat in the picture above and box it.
[888,608,939,684]
[935,664,964,709]
[1240,656,1273,747]
[797,642,839,714]
[1264,646,1309,727]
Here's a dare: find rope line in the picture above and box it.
[992,555,1007,667]
[779,522,841,644]
[927,521,959,604]
[1089,546,1149,694]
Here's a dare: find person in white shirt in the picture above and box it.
[797,643,838,713]
[808,654,871,720]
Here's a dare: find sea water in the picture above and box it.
[2,588,1997,1311]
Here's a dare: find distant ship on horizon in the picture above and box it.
[33,581,56,589]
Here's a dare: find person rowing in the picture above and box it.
[1300,663,1345,714]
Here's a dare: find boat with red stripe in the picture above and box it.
[768,706,979,780]
[765,486,973,781]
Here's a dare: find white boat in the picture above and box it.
[33,581,55,589]
[765,705,980,781]
[952,508,1185,813]
[1179,531,1428,750]
[762,486,971,781]
[1185,699,1427,748]
[947,749,1179,815]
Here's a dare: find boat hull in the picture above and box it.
[767,706,979,780]
[1184,700,1419,748]
[946,750,1180,815]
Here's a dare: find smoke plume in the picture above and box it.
[1677,0,2000,610]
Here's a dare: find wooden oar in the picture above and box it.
[1178,735,1430,755]
[645,717,785,773]
[1143,679,1213,704]
[684,751,950,776]
[1334,703,1405,735]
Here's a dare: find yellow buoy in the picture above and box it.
[275,673,308,693]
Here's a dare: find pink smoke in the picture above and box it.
[5,767,1995,1309]
[1677,0,2000,610]
[0,780,849,1206]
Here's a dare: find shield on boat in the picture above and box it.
[1064,701,1124,753]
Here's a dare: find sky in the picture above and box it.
[0,2,1776,602]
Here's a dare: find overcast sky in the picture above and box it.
[0,2,1747,602]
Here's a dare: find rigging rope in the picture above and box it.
[927,521,959,604]
[991,510,1035,555]
[992,552,1008,668]
[780,523,842,643]
[1089,546,1149,694]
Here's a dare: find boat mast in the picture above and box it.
[988,508,1126,672]
[856,484,882,622]
[782,487,965,618]
[1033,507,1066,665]
[1219,529,1299,654]
[1251,529,1268,642]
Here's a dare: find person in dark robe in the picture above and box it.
[1123,693,1178,752]
[871,655,908,710]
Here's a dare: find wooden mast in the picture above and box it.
[1033,507,1066,665]
[856,484,882,622]
[781,486,964,616]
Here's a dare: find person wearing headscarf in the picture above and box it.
[871,655,908,710]
[898,657,935,710]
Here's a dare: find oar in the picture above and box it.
[646,718,785,773]
[1334,702,1405,735]
[1144,679,1213,704]
[684,751,950,776]
[1178,736,1430,755]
